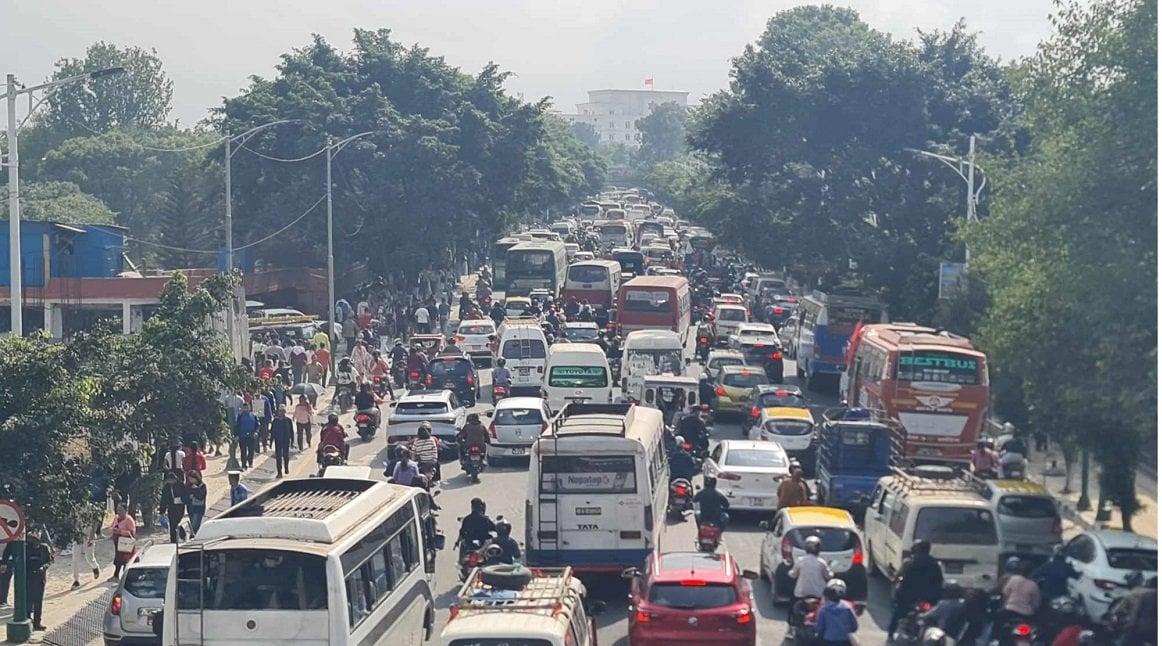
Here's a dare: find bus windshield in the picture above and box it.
[896,351,981,385]
[825,305,880,331]
[568,265,609,284]
[507,251,555,278]
[622,289,672,313]
[626,349,683,375]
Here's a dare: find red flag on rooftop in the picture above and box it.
[644,78,654,87]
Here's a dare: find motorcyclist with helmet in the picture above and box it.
[677,404,710,456]
[458,413,490,471]
[457,498,496,555]
[405,346,430,384]
[814,578,859,646]
[491,357,511,391]
[489,303,505,326]
[316,413,348,465]
[334,357,358,402]
[1033,544,1083,602]
[490,519,521,565]
[994,558,1041,642]
[442,335,463,356]
[693,476,730,530]
[971,437,1000,477]
[789,535,833,626]
[668,437,698,482]
[889,539,944,638]
[388,339,407,365]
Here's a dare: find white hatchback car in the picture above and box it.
[485,396,552,461]
[733,322,779,345]
[455,319,497,365]
[702,440,790,511]
[1063,529,1157,620]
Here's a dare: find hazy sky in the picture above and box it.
[4,0,1065,126]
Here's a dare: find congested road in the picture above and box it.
[340,337,896,644]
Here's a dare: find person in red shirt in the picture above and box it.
[257,360,275,381]
[314,345,331,382]
[182,440,207,475]
[317,414,348,464]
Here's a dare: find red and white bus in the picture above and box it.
[560,259,622,309]
[843,323,989,464]
[615,276,691,334]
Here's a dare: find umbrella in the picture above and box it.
[290,382,326,397]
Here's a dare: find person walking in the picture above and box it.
[342,316,359,356]
[234,403,259,469]
[0,540,13,607]
[182,440,207,476]
[159,470,187,544]
[185,471,207,537]
[109,503,137,581]
[437,299,450,329]
[25,529,52,631]
[161,440,186,473]
[69,516,101,589]
[255,386,275,453]
[294,395,315,449]
[414,303,431,334]
[270,405,294,477]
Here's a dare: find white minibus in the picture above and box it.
[543,343,612,413]
[497,317,550,396]
[526,403,668,573]
[162,477,441,645]
[620,329,685,404]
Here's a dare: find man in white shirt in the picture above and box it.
[414,306,431,334]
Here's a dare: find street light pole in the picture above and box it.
[224,133,233,273]
[906,134,986,267]
[2,67,124,336]
[326,136,336,378]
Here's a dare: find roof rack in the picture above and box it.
[887,465,990,498]
[550,403,632,437]
[454,567,577,618]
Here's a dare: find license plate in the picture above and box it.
[141,608,160,625]
[519,367,531,375]
[510,447,526,455]
[748,497,764,506]
[916,447,941,457]
[576,507,602,516]
[944,562,964,574]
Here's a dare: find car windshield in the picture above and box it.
[1106,548,1158,571]
[709,357,744,371]
[395,401,450,415]
[997,495,1059,519]
[724,448,787,469]
[647,583,737,609]
[563,327,599,341]
[429,359,471,377]
[458,324,494,335]
[723,372,769,388]
[494,407,544,425]
[123,566,168,599]
[788,528,857,552]
[757,392,805,408]
[913,507,998,546]
[717,308,746,321]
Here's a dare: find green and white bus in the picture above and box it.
[505,240,568,297]
[491,236,523,294]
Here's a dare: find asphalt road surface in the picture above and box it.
[342,349,894,645]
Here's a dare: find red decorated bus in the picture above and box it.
[842,323,989,464]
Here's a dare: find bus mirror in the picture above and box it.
[759,520,770,530]
[620,567,640,580]
[741,569,759,580]
[685,357,692,365]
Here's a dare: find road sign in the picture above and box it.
[938,262,968,300]
[0,500,26,544]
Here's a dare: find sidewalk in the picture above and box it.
[1027,446,1158,539]
[3,386,349,645]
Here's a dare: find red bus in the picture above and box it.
[843,323,989,464]
[615,276,691,334]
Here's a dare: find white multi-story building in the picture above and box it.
[557,88,689,147]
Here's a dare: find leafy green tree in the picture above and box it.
[570,121,601,149]
[0,181,116,224]
[43,42,174,140]
[635,102,689,164]
[968,0,1155,527]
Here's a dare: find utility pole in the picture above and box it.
[906,134,985,267]
[326,135,336,379]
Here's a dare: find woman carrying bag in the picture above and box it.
[109,503,137,581]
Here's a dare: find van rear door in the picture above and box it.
[538,454,644,561]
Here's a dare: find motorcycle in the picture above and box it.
[338,384,356,412]
[1000,452,1028,480]
[407,370,424,390]
[696,521,722,553]
[373,374,391,398]
[463,446,486,483]
[788,596,864,645]
[419,460,441,486]
[355,410,377,441]
[492,382,510,403]
[316,446,346,477]
[892,600,938,645]
[695,328,712,362]
[391,360,407,388]
[457,538,487,582]
[667,479,693,521]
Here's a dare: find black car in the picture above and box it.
[732,339,784,383]
[425,354,480,406]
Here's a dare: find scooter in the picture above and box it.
[891,600,938,644]
[338,384,355,412]
[392,360,407,388]
[315,446,346,477]
[492,382,510,404]
[355,410,377,441]
[667,479,693,522]
[1000,452,1028,480]
[407,370,424,390]
[696,522,722,553]
[372,374,391,399]
[463,446,486,483]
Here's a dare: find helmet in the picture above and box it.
[447,336,457,344]
[327,413,340,424]
[394,339,403,346]
[1049,595,1080,618]
[419,421,432,431]
[920,627,948,646]
[495,357,506,367]
[703,476,717,489]
[470,497,486,513]
[496,519,512,536]
[911,539,932,557]
[1004,556,1022,573]
[484,543,504,561]
[824,578,847,598]
[804,535,823,554]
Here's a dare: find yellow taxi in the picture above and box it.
[750,406,817,469]
[759,506,868,603]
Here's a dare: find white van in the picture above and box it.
[497,317,549,396]
[620,329,685,403]
[441,567,598,646]
[543,343,613,413]
[863,466,1002,590]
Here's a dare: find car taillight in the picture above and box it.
[426,375,433,385]
[770,352,782,360]
[1014,624,1032,637]
[467,375,475,385]
[716,385,726,396]
[541,422,549,434]
[736,607,753,624]
[357,414,369,423]
[1094,579,1120,591]
[489,422,497,439]
[773,307,784,314]
[781,535,793,562]
[750,406,759,417]
[635,609,651,623]
[718,472,741,481]
[110,594,122,615]
[455,335,465,343]
[918,601,933,612]
[852,535,864,565]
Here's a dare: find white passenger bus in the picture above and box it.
[162,477,441,645]
[526,403,669,573]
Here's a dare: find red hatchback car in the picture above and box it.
[624,551,759,646]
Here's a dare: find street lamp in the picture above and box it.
[906,134,987,266]
[2,67,125,336]
[325,130,387,377]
